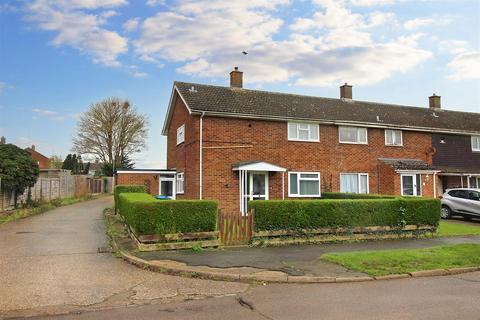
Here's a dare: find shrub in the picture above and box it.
[118,193,217,235]
[321,192,396,199]
[114,185,146,206]
[249,197,440,232]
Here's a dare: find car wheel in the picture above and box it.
[441,206,451,219]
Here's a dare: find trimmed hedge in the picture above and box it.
[321,192,396,199]
[114,185,146,206]
[118,192,218,235]
[249,198,440,232]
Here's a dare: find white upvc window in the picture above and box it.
[385,129,403,146]
[340,173,369,194]
[472,136,480,152]
[288,172,321,197]
[176,124,185,145]
[339,126,368,144]
[288,122,319,142]
[176,172,184,194]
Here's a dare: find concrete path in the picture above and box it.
[29,271,480,320]
[0,197,248,318]
[136,234,480,277]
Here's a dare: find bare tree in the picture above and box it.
[73,97,148,170]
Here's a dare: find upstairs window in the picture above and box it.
[339,126,367,144]
[472,136,480,152]
[288,122,319,142]
[176,124,185,145]
[289,172,321,197]
[176,172,184,194]
[385,129,403,146]
[340,173,369,194]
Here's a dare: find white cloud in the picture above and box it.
[136,0,430,86]
[0,82,14,94]
[447,51,480,81]
[32,108,80,121]
[145,0,165,6]
[349,0,397,6]
[27,0,128,66]
[123,17,140,32]
[438,39,469,55]
[403,17,450,30]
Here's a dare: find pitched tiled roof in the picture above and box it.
[379,158,437,171]
[173,82,480,134]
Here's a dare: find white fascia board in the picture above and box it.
[116,170,176,174]
[190,110,480,136]
[161,85,193,136]
[395,170,441,174]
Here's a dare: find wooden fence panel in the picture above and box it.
[218,210,254,246]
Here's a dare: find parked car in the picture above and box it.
[440,188,480,219]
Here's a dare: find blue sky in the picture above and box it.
[0,0,479,168]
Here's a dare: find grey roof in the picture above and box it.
[379,158,437,171]
[173,82,480,134]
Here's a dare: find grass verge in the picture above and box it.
[0,194,109,225]
[436,221,480,237]
[321,243,480,276]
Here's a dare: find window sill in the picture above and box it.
[288,194,322,198]
[339,141,368,145]
[385,144,404,147]
[288,139,320,143]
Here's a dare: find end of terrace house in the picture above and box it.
[116,67,480,214]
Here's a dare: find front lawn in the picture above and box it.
[321,244,480,276]
[436,221,480,237]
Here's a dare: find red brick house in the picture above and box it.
[25,145,50,170]
[116,68,480,213]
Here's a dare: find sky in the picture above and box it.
[0,0,479,168]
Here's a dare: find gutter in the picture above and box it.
[199,112,205,199]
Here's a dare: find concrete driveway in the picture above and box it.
[0,197,248,318]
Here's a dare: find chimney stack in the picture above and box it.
[340,83,352,99]
[0,136,5,144]
[31,145,35,151]
[230,67,243,88]
[429,94,441,109]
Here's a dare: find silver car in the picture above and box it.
[441,188,480,219]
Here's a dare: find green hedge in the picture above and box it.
[249,198,440,232]
[114,185,146,206]
[117,193,218,235]
[321,192,396,199]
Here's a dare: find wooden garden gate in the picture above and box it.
[218,210,254,245]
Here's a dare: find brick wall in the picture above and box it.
[166,94,200,199]
[116,173,159,195]
[166,94,436,211]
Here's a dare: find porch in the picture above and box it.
[232,161,287,214]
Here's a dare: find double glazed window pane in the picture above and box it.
[339,127,366,143]
[288,123,319,141]
[386,130,402,145]
[289,173,320,196]
[340,174,368,194]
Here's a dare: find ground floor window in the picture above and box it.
[288,172,321,197]
[401,174,422,196]
[176,172,184,194]
[340,173,369,194]
[469,176,480,188]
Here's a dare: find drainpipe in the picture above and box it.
[199,112,205,200]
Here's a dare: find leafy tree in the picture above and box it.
[83,162,91,175]
[49,155,63,169]
[72,97,148,172]
[119,154,135,169]
[0,144,39,207]
[62,154,73,170]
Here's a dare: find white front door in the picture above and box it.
[401,174,421,196]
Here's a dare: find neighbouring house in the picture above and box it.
[116,68,480,213]
[25,145,50,170]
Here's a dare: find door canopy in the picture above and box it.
[232,161,286,172]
